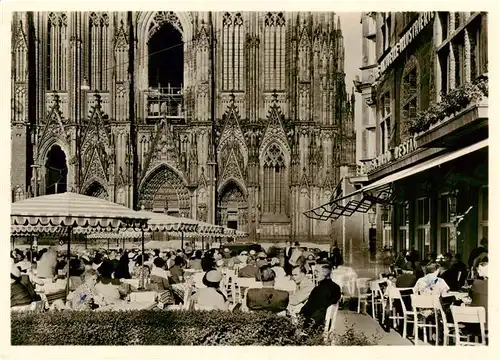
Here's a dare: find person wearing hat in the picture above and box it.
[238,257,259,278]
[193,270,229,311]
[395,262,417,288]
[256,252,268,268]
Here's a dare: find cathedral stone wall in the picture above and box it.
[11,11,356,243]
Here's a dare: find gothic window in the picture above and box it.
[47,12,68,90]
[298,30,310,81]
[264,12,286,91]
[89,12,110,90]
[13,20,27,83]
[222,12,244,91]
[262,143,288,215]
[400,56,419,141]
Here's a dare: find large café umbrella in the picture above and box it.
[11,192,149,294]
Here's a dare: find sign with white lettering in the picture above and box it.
[376,12,435,79]
[363,135,418,174]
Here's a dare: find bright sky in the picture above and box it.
[338,12,363,95]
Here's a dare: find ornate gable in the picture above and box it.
[12,20,27,50]
[220,148,245,185]
[82,146,108,185]
[80,94,112,186]
[114,19,128,49]
[38,95,69,151]
[260,93,291,158]
[218,94,248,167]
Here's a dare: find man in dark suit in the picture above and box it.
[238,258,259,278]
[246,266,289,313]
[300,264,341,327]
[284,241,294,276]
[396,262,417,288]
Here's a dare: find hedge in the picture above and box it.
[11,310,326,345]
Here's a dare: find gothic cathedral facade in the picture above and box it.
[11,11,355,242]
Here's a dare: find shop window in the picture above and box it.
[438,193,456,254]
[416,197,431,256]
[398,203,410,251]
[400,56,419,141]
[437,13,487,96]
[383,225,393,249]
[478,186,488,243]
[438,12,449,42]
[379,91,392,153]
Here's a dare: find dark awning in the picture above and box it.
[304,139,487,221]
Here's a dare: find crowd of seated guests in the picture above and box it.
[386,239,489,329]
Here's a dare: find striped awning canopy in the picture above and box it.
[11,193,149,235]
[234,230,248,238]
[180,217,225,236]
[86,230,152,240]
[137,211,199,233]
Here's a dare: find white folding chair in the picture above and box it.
[129,291,157,303]
[437,297,458,346]
[234,278,261,304]
[411,294,440,346]
[324,303,339,343]
[397,288,416,339]
[356,277,371,314]
[450,305,487,346]
[370,280,386,321]
[387,286,410,328]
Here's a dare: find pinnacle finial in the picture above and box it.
[271,90,278,103]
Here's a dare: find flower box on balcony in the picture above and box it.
[409,76,488,147]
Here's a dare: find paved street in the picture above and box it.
[334,310,413,345]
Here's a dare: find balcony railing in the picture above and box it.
[144,86,184,123]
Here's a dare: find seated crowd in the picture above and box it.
[10,240,343,328]
[11,238,488,336]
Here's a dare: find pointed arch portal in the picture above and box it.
[218,180,247,231]
[139,164,190,215]
[45,145,67,195]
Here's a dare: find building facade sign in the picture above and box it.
[363,135,418,174]
[376,12,435,79]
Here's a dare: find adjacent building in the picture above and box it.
[308,11,488,263]
[10,11,356,243]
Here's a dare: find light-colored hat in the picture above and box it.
[205,270,223,283]
[128,252,135,259]
[240,251,248,255]
[258,252,267,259]
[249,250,256,255]
[224,248,230,253]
